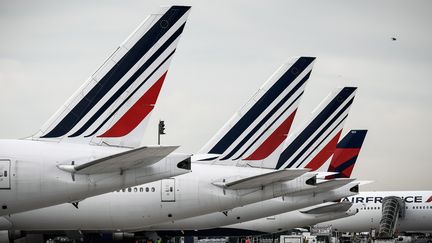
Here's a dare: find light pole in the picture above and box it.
[158,120,166,145]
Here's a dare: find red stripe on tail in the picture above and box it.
[99,72,167,137]
[330,148,360,168]
[244,110,297,160]
[304,130,342,171]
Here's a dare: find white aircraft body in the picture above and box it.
[212,130,367,235]
[0,58,361,236]
[143,88,360,231]
[0,5,192,216]
[318,191,432,233]
[145,183,359,231]
[220,201,358,235]
[0,163,315,231]
[0,56,321,231]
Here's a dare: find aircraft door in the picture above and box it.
[161,178,175,202]
[0,160,11,189]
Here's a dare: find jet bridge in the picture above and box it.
[377,196,405,238]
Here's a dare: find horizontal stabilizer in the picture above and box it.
[315,172,339,178]
[192,153,221,162]
[215,168,309,190]
[301,202,353,214]
[291,178,355,196]
[58,146,178,174]
[355,180,374,186]
[315,178,356,191]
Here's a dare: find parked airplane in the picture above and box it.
[0,57,320,234]
[212,130,367,235]
[230,130,432,234]
[0,5,193,216]
[0,76,362,243]
[141,126,362,232]
[318,191,432,233]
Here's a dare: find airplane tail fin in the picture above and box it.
[326,130,367,179]
[31,6,191,148]
[274,87,357,170]
[197,57,316,164]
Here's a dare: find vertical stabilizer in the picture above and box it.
[31,6,191,148]
[275,87,357,170]
[326,129,367,179]
[198,57,315,165]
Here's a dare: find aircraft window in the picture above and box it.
[140,188,143,192]
[134,187,138,192]
[122,189,126,192]
[146,187,149,192]
[128,188,132,192]
[151,187,155,192]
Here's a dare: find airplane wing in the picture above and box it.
[301,202,353,214]
[58,146,178,174]
[214,169,309,190]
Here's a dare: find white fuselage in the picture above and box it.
[317,191,432,232]
[0,139,189,216]
[0,164,314,231]
[223,202,357,234]
[143,182,358,231]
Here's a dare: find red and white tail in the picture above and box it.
[275,87,357,170]
[197,57,315,165]
[31,6,191,148]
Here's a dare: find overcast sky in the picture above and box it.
[0,0,431,190]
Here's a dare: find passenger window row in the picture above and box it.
[360,205,432,210]
[412,206,432,209]
[115,187,156,193]
[360,207,381,210]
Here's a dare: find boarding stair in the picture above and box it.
[377,196,405,238]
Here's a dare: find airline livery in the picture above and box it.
[213,130,367,234]
[0,5,192,216]
[0,58,362,239]
[0,57,321,232]
[1,4,428,243]
[319,191,432,233]
[141,88,360,232]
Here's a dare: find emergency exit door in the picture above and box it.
[161,178,175,202]
[0,160,11,189]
